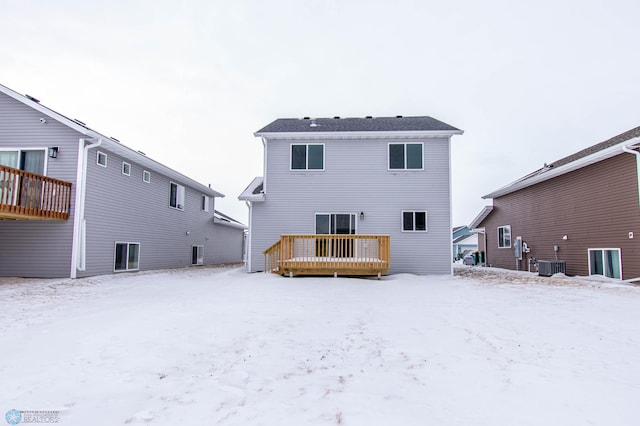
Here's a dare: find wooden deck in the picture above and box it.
[264,234,390,278]
[0,164,72,221]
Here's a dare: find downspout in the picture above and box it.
[245,201,252,271]
[70,137,102,278]
[622,144,640,208]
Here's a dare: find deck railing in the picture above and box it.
[0,164,72,220]
[263,234,390,277]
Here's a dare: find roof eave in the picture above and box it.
[482,137,640,199]
[254,130,464,139]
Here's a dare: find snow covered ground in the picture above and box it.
[1,265,639,425]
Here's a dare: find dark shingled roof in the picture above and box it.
[548,125,640,169]
[255,116,461,134]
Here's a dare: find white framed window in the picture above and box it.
[121,161,131,176]
[402,210,427,232]
[142,170,151,183]
[169,182,185,210]
[291,143,324,170]
[0,148,47,174]
[498,225,511,248]
[97,151,107,167]
[201,195,210,212]
[389,143,423,170]
[588,248,622,279]
[192,245,204,265]
[114,242,140,272]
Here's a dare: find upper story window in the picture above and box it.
[97,151,107,167]
[389,143,423,170]
[169,182,185,210]
[121,161,131,176]
[0,149,46,174]
[498,225,511,248]
[291,144,324,170]
[402,211,427,232]
[143,170,151,183]
[201,195,210,212]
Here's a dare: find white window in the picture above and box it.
[588,249,622,279]
[143,170,151,183]
[121,161,131,176]
[170,182,185,210]
[498,225,511,248]
[114,242,140,271]
[389,143,423,170]
[97,151,107,167]
[192,245,204,265]
[291,144,324,170]
[402,211,427,232]
[201,195,210,212]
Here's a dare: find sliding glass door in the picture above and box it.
[315,213,356,258]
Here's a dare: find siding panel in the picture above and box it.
[481,154,640,279]
[0,92,79,277]
[249,136,453,275]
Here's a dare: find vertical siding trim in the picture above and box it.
[246,201,253,271]
[447,136,453,275]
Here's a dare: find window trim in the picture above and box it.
[114,242,140,272]
[192,245,204,265]
[121,161,131,176]
[315,212,357,235]
[497,225,512,248]
[142,170,151,183]
[401,210,428,232]
[290,143,325,171]
[201,195,210,212]
[388,142,424,171]
[588,248,622,279]
[96,151,107,168]
[169,181,185,211]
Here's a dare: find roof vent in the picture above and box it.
[396,115,403,118]
[303,117,310,120]
[25,94,40,103]
[111,136,120,143]
[333,116,340,119]
[310,119,318,128]
[365,116,373,119]
[138,150,146,156]
[73,118,86,126]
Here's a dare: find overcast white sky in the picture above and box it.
[2,0,639,226]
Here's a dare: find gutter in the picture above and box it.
[70,137,102,278]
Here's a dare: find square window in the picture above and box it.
[389,143,423,170]
[498,225,511,248]
[402,211,428,232]
[143,170,151,183]
[291,144,324,170]
[97,151,107,167]
[114,242,140,271]
[122,161,131,176]
[170,182,185,210]
[588,249,621,279]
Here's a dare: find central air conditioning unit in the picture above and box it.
[537,260,566,277]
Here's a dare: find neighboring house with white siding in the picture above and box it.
[239,116,463,275]
[0,83,245,278]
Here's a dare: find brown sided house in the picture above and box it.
[470,126,640,280]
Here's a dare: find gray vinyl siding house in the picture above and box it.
[0,83,245,278]
[240,116,463,275]
[470,126,640,280]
